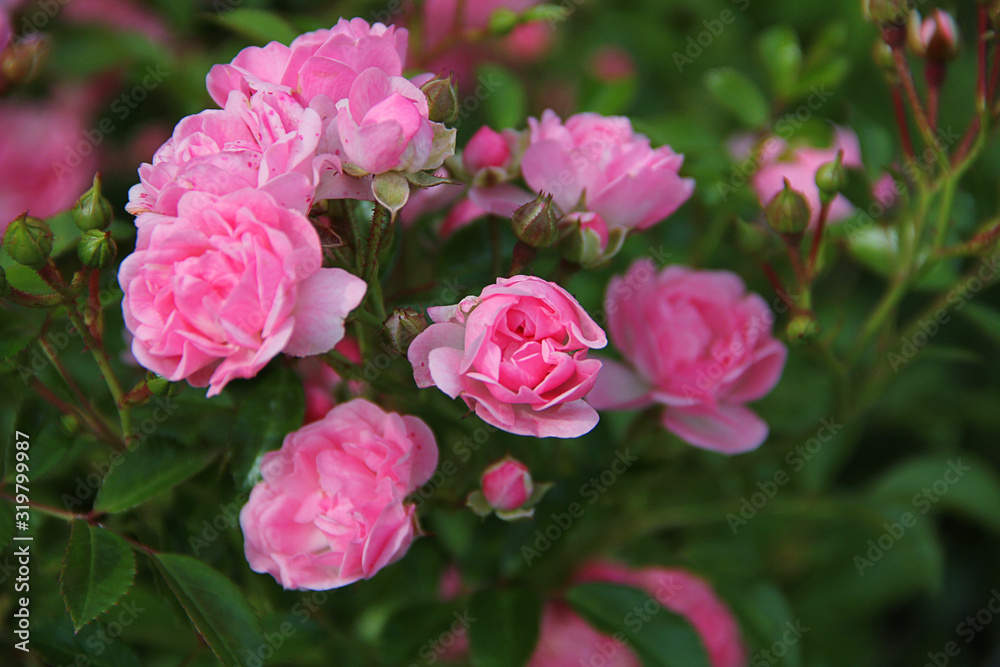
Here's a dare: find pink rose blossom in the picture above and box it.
[0,96,98,234]
[206,18,408,107]
[526,602,640,667]
[575,561,747,667]
[127,90,339,235]
[481,457,533,511]
[119,188,367,397]
[408,275,607,438]
[748,126,863,229]
[240,398,439,590]
[588,260,786,454]
[521,110,694,245]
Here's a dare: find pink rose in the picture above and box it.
[481,456,533,511]
[408,275,607,438]
[748,126,863,229]
[0,97,97,234]
[206,18,408,107]
[119,188,367,396]
[240,398,439,590]
[527,602,640,667]
[127,90,337,234]
[521,110,694,244]
[588,260,786,454]
[575,561,747,667]
[334,67,446,175]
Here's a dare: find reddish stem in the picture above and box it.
[760,262,797,313]
[979,6,989,108]
[809,201,832,278]
[891,86,915,160]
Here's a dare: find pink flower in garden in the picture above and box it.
[589,46,636,82]
[481,456,533,511]
[588,259,786,454]
[119,188,366,397]
[0,96,97,234]
[527,602,641,667]
[522,110,694,255]
[574,561,748,667]
[408,275,607,438]
[126,90,342,236]
[207,18,408,106]
[240,398,439,590]
[748,126,863,229]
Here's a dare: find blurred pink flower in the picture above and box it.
[0,96,97,234]
[240,399,438,590]
[589,259,786,454]
[589,46,636,82]
[63,0,170,44]
[119,188,366,397]
[575,561,748,667]
[748,126,863,229]
[522,110,694,251]
[298,338,364,423]
[408,275,607,438]
[527,602,640,667]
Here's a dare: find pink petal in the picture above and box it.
[586,358,653,411]
[285,268,367,356]
[662,403,769,454]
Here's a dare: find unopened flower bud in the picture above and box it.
[77,229,116,268]
[1,34,49,84]
[512,191,560,248]
[383,307,427,354]
[872,40,898,82]
[72,174,114,231]
[467,455,550,520]
[909,9,959,61]
[815,152,846,204]
[420,73,459,124]
[765,179,811,239]
[786,313,818,340]
[3,213,53,268]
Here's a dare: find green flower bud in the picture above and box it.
[511,192,560,248]
[488,7,519,35]
[72,174,114,231]
[765,179,811,239]
[77,229,116,268]
[146,372,182,397]
[786,313,818,340]
[3,213,53,268]
[815,152,846,205]
[420,73,459,125]
[863,0,910,27]
[383,307,428,354]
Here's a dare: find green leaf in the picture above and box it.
[566,582,710,667]
[704,68,769,128]
[871,455,1000,533]
[208,8,298,45]
[757,26,802,98]
[730,583,801,667]
[34,615,141,667]
[59,520,136,631]
[94,437,221,513]
[959,302,1000,349]
[380,600,469,665]
[150,553,263,666]
[478,64,527,130]
[229,364,305,491]
[469,588,542,667]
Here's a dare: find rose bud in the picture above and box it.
[467,456,551,520]
[77,229,116,268]
[4,213,53,268]
[512,191,560,248]
[421,72,460,124]
[384,307,428,354]
[815,152,846,205]
[909,9,959,61]
[72,174,114,231]
[765,179,811,241]
[1,33,49,85]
